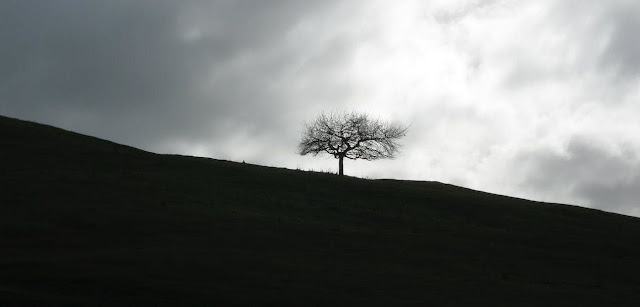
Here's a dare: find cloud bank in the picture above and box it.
[1,0,638,215]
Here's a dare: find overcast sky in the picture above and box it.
[1,0,638,216]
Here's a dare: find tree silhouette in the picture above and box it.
[298,111,408,176]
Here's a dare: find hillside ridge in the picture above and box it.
[2,113,640,305]
[0,114,613,214]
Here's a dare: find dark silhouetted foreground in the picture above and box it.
[2,114,640,306]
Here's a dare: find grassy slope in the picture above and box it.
[2,114,640,306]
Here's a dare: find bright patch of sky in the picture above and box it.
[1,0,638,215]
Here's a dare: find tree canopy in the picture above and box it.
[298,112,408,175]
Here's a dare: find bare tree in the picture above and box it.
[298,111,408,176]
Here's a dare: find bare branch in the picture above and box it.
[298,111,408,175]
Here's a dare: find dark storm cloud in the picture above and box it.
[0,0,346,150]
[517,137,639,214]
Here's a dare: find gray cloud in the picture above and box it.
[554,0,640,78]
[432,0,502,25]
[0,1,638,216]
[517,137,639,215]
[0,0,349,151]
[502,0,640,89]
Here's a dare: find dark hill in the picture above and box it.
[2,114,640,306]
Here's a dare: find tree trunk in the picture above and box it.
[338,156,344,176]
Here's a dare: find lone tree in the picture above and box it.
[298,111,408,176]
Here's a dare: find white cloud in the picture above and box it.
[1,0,638,215]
